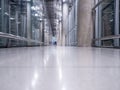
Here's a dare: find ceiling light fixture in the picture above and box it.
[63,0,66,2]
[63,0,68,4]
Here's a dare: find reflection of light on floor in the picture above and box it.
[56,49,63,81]
[62,87,66,90]
[31,80,36,88]
[31,71,39,88]
[59,68,62,81]
[56,49,67,90]
[44,53,49,66]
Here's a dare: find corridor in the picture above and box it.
[0,47,120,90]
[0,0,120,90]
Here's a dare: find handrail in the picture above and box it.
[94,35,120,41]
[0,32,43,44]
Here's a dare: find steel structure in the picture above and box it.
[0,0,52,47]
[93,0,120,47]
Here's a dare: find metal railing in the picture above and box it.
[94,35,120,41]
[0,32,42,44]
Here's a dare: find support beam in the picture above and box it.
[77,0,94,47]
[114,0,119,47]
[27,1,32,46]
[62,2,69,46]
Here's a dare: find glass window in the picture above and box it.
[102,0,115,37]
[4,0,9,33]
[101,0,115,46]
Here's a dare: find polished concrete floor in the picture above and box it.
[0,46,120,90]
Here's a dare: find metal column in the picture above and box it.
[27,1,32,46]
[114,0,119,47]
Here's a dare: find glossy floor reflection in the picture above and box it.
[0,46,120,90]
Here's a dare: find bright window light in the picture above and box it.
[63,0,66,3]
[35,13,39,17]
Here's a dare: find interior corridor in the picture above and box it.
[0,47,120,90]
[0,0,120,90]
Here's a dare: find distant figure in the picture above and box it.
[52,36,57,45]
[54,41,57,45]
